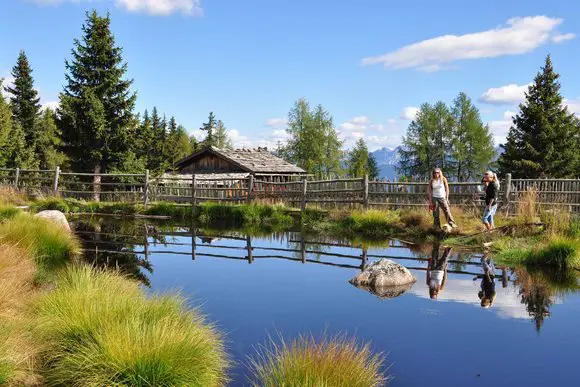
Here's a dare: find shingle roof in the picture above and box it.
[176,146,306,174]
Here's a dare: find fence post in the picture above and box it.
[301,178,308,212]
[191,174,197,206]
[363,174,369,209]
[503,173,512,210]
[247,174,254,203]
[53,166,60,196]
[14,168,20,188]
[143,169,150,209]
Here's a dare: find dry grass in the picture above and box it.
[249,333,387,387]
[515,189,539,224]
[0,187,29,206]
[0,245,42,385]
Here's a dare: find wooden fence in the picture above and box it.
[1,167,579,212]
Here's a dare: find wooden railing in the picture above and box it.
[1,167,579,212]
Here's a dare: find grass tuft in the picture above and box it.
[0,204,21,221]
[249,333,387,387]
[35,265,229,387]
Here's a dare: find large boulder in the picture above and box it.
[349,259,416,299]
[35,210,71,232]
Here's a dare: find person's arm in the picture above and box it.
[488,185,496,209]
[427,180,433,205]
[444,177,450,201]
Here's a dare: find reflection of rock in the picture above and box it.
[349,259,416,299]
[35,210,71,232]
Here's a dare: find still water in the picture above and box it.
[73,217,580,387]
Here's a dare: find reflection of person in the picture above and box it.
[478,256,497,308]
[428,168,457,230]
[481,171,500,231]
[427,245,453,299]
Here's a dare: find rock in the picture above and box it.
[35,210,71,232]
[349,259,416,299]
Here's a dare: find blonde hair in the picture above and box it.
[485,171,500,190]
[431,168,446,184]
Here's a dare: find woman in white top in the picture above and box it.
[427,244,453,299]
[427,168,457,229]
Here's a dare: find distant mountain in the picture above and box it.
[371,146,401,180]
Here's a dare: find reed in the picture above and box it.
[249,333,387,387]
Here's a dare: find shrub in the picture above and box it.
[249,333,387,387]
[35,266,228,386]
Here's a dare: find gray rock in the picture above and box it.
[349,259,416,299]
[35,210,71,232]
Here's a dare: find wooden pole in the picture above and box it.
[53,166,60,196]
[247,174,254,203]
[14,168,20,189]
[361,246,368,271]
[191,227,196,261]
[246,236,253,264]
[191,174,197,206]
[503,173,512,214]
[301,178,308,212]
[143,169,150,209]
[363,174,369,209]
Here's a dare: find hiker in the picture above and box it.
[428,168,457,229]
[426,244,453,299]
[482,171,499,231]
[478,256,496,308]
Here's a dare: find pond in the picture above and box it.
[72,216,580,387]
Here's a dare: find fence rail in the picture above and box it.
[1,167,579,212]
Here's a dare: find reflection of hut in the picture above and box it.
[174,146,306,182]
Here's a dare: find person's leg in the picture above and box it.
[440,199,457,227]
[433,198,441,228]
[482,207,492,230]
[489,205,497,229]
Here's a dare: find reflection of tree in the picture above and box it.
[73,217,154,287]
[514,267,579,332]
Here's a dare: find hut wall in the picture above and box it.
[179,154,246,174]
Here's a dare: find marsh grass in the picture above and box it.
[248,333,387,387]
[0,213,81,280]
[0,187,28,206]
[35,265,228,387]
[515,189,539,225]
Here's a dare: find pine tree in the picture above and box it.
[499,55,580,178]
[0,79,13,167]
[398,103,436,179]
[214,120,233,149]
[200,112,217,147]
[368,153,380,180]
[4,51,41,149]
[451,92,495,180]
[137,109,155,162]
[348,138,370,177]
[189,135,198,153]
[58,10,137,181]
[35,108,68,169]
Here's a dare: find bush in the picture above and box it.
[35,266,228,386]
[249,333,386,387]
[0,213,81,275]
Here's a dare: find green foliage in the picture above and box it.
[34,265,228,386]
[399,94,495,180]
[58,10,137,175]
[348,138,371,178]
[281,99,344,178]
[200,111,217,147]
[367,153,380,180]
[214,120,233,149]
[35,108,68,169]
[249,333,386,387]
[497,237,580,271]
[0,204,20,221]
[4,51,41,147]
[499,55,580,178]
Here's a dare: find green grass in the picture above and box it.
[496,236,580,271]
[34,265,229,387]
[0,213,81,280]
[249,333,387,387]
[0,204,20,221]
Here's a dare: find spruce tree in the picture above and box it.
[368,153,380,180]
[399,103,436,178]
[348,138,370,177]
[499,55,580,178]
[58,10,137,180]
[4,51,41,149]
[35,108,68,169]
[200,112,217,147]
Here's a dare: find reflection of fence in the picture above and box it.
[1,167,579,212]
[76,229,510,280]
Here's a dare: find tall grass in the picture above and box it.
[249,333,387,387]
[0,213,81,278]
[35,265,228,386]
[515,188,539,224]
[0,204,20,221]
[0,187,28,206]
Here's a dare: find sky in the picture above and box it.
[1,0,579,151]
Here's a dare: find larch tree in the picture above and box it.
[398,103,435,179]
[58,10,137,198]
[200,112,217,147]
[347,138,370,178]
[499,55,580,178]
[214,120,233,149]
[4,51,41,151]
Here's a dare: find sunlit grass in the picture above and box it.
[249,333,387,387]
[35,265,229,386]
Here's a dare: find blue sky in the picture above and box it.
[1,0,579,151]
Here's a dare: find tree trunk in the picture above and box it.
[93,163,102,202]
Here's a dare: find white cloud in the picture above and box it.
[479,83,530,104]
[362,16,565,71]
[488,110,516,145]
[28,0,203,16]
[41,101,60,111]
[387,118,397,124]
[264,118,287,129]
[552,32,575,43]
[503,110,516,120]
[0,74,15,99]
[400,107,419,120]
[339,116,371,133]
[564,98,580,115]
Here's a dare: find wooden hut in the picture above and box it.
[174,146,306,181]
